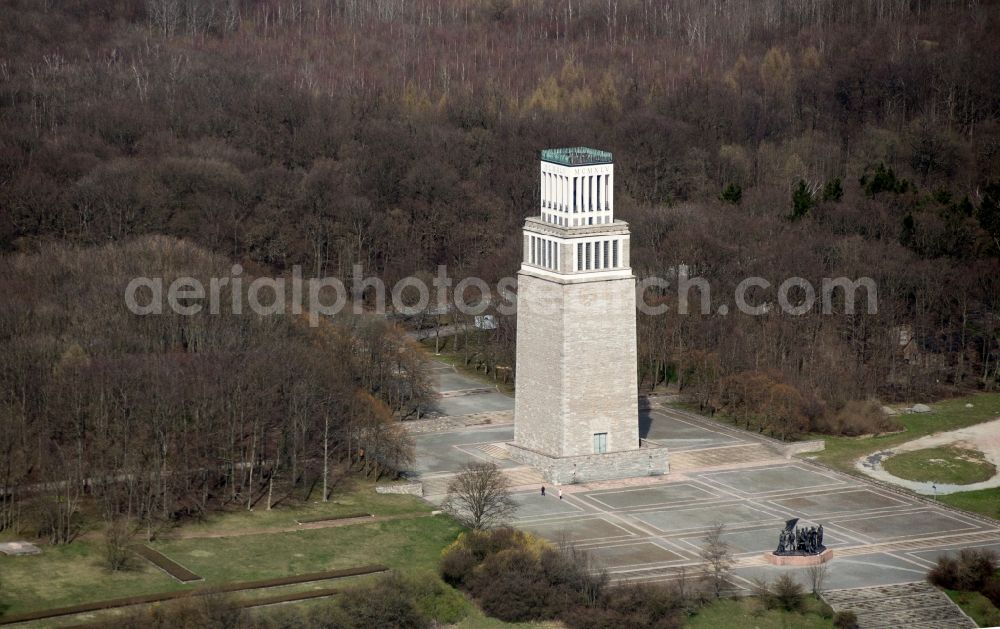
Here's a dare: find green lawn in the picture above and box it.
[685,596,834,628]
[152,516,460,583]
[0,488,457,619]
[176,478,431,537]
[0,539,184,617]
[938,487,1000,518]
[882,445,997,485]
[946,589,1000,628]
[809,392,1000,473]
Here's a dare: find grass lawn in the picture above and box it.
[685,596,834,628]
[938,487,1000,518]
[0,539,185,617]
[882,445,996,484]
[809,391,1000,473]
[175,478,431,537]
[946,589,1000,628]
[152,515,461,583]
[0,486,458,619]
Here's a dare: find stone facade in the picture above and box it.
[507,441,668,485]
[512,147,664,483]
[513,271,641,458]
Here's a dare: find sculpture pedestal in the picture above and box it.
[765,548,834,566]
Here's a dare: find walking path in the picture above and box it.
[855,417,1000,494]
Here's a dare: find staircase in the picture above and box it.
[668,442,785,472]
[821,581,976,629]
[476,443,511,460]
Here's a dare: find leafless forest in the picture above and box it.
[2,0,1000,535]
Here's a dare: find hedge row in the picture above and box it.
[0,565,388,625]
[131,544,202,582]
[296,512,373,524]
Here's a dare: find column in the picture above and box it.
[607,172,613,213]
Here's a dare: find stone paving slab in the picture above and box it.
[632,502,781,533]
[584,483,719,509]
[699,465,846,494]
[520,516,638,544]
[822,581,976,629]
[771,488,913,516]
[587,541,686,567]
[832,510,979,541]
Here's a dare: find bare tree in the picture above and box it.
[441,462,518,530]
[103,518,134,571]
[807,562,830,595]
[700,522,733,598]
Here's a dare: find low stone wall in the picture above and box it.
[402,417,461,434]
[375,481,423,496]
[507,443,669,484]
[783,440,826,456]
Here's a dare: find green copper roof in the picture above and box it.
[541,147,612,166]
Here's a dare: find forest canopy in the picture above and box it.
[2,0,1000,475]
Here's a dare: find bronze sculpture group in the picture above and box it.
[774,518,825,555]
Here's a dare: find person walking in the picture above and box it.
[541,485,546,497]
[558,489,563,500]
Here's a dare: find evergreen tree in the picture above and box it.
[821,178,843,202]
[790,180,814,220]
[719,183,742,205]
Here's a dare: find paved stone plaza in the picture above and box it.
[407,361,999,626]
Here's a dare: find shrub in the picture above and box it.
[833,609,859,629]
[593,582,686,629]
[440,528,693,628]
[928,555,960,588]
[955,548,998,591]
[402,572,469,624]
[981,576,1000,608]
[469,548,555,621]
[772,574,804,611]
[111,594,248,629]
[336,574,429,629]
[818,400,899,436]
[928,549,998,591]
[440,546,476,586]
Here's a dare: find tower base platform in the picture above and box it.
[506,442,669,485]
[765,549,834,566]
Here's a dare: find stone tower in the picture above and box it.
[508,147,668,484]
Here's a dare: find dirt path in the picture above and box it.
[856,417,1000,494]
